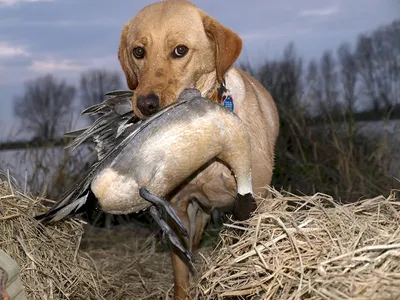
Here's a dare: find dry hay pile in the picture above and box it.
[0,176,178,300]
[0,175,205,300]
[0,178,110,299]
[191,188,400,300]
[2,170,400,300]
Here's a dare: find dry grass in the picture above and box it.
[0,176,110,299]
[0,174,207,299]
[79,224,214,299]
[191,188,400,300]
[0,175,174,299]
[1,172,400,300]
[80,225,176,299]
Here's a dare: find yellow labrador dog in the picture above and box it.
[118,0,279,298]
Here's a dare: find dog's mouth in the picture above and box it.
[132,86,195,120]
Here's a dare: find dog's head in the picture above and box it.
[118,0,242,119]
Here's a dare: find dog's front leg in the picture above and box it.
[167,194,194,300]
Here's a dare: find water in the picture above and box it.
[331,119,400,178]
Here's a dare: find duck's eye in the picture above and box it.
[173,45,189,58]
[133,47,145,59]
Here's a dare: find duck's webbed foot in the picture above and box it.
[139,187,194,264]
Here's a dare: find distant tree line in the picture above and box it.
[241,19,400,122]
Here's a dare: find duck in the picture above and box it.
[35,88,256,264]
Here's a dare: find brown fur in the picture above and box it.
[118,1,279,299]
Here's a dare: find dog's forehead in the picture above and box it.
[129,1,204,35]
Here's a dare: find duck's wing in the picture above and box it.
[34,159,103,223]
[36,90,191,223]
[36,90,139,223]
[65,90,141,160]
[65,88,200,152]
[66,89,191,163]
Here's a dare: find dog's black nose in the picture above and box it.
[137,93,160,116]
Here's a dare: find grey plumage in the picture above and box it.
[65,90,139,160]
[35,89,191,223]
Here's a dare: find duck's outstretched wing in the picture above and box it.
[65,88,198,160]
[65,90,141,160]
[35,90,140,223]
[35,90,191,223]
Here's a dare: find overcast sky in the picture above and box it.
[0,0,399,140]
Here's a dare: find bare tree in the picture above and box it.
[355,35,383,112]
[258,61,278,94]
[79,69,122,121]
[355,20,400,113]
[277,42,303,110]
[257,42,303,112]
[320,50,340,115]
[306,59,323,116]
[375,20,400,110]
[337,42,358,116]
[13,74,76,140]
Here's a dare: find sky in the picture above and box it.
[0,0,399,140]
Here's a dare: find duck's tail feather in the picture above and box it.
[35,190,99,224]
[64,90,138,155]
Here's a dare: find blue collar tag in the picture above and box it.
[218,79,234,111]
[223,95,234,111]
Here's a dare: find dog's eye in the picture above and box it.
[133,47,145,59]
[173,45,189,58]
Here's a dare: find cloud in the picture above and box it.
[29,58,83,72]
[0,18,121,28]
[240,30,287,41]
[83,55,120,70]
[29,54,119,72]
[0,52,121,86]
[240,27,314,41]
[26,54,120,76]
[298,6,339,17]
[0,42,30,57]
[0,0,53,6]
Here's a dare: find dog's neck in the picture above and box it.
[210,79,228,103]
[195,70,228,104]
[196,71,218,99]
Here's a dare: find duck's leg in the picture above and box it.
[139,187,194,264]
[139,187,188,237]
[148,206,194,265]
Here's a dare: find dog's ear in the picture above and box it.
[118,24,138,90]
[202,14,243,83]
